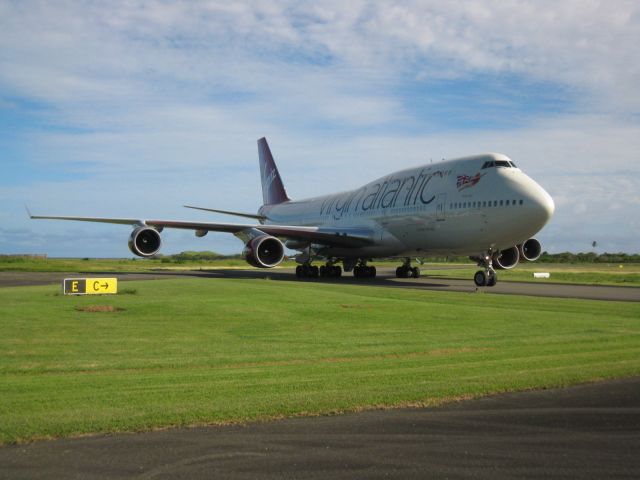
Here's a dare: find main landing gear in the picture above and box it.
[295,264,319,278]
[396,258,420,278]
[474,252,497,287]
[353,263,376,279]
[320,264,342,278]
[296,263,342,278]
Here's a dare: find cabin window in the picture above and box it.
[519,199,524,205]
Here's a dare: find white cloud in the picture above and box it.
[1,1,639,255]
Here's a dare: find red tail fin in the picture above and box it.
[258,137,290,205]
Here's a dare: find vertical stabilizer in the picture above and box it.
[258,137,290,205]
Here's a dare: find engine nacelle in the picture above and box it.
[243,235,285,268]
[519,238,542,262]
[493,246,520,270]
[128,226,162,257]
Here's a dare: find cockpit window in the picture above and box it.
[482,160,514,169]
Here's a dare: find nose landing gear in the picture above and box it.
[474,251,497,287]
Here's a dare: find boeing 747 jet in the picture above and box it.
[30,137,554,286]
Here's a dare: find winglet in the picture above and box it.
[258,137,290,206]
[25,204,33,218]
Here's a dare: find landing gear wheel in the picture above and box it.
[474,270,487,287]
[411,267,420,278]
[354,265,375,279]
[396,266,410,278]
[297,264,319,278]
[320,265,342,278]
[487,270,497,287]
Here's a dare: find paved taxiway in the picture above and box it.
[1,267,638,301]
[1,377,638,479]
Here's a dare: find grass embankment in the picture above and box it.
[1,278,639,444]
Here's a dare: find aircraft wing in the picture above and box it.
[28,213,375,248]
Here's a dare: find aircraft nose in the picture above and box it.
[532,184,555,226]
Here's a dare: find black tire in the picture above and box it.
[368,266,376,278]
[487,271,497,287]
[354,266,361,278]
[319,266,326,277]
[333,266,342,278]
[295,265,302,278]
[311,265,319,278]
[474,270,487,287]
[396,267,409,278]
[411,267,420,278]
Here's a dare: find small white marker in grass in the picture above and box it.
[533,272,550,279]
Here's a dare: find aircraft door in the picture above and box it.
[436,193,447,221]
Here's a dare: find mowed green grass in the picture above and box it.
[1,278,639,444]
[420,262,640,286]
[0,257,298,272]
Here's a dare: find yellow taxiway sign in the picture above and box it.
[63,278,118,295]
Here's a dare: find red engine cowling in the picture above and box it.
[493,246,520,270]
[128,226,162,257]
[519,238,542,262]
[243,235,285,268]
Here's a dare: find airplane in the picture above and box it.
[29,137,555,287]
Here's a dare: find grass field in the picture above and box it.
[424,263,640,286]
[0,256,278,272]
[1,277,639,445]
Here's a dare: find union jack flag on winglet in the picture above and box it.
[457,172,484,191]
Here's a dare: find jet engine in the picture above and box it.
[128,226,162,257]
[493,246,520,270]
[519,238,542,262]
[243,235,285,268]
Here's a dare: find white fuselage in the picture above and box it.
[260,153,554,259]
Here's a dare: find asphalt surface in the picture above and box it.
[1,267,638,301]
[1,377,638,479]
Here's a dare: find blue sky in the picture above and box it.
[1,0,639,256]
